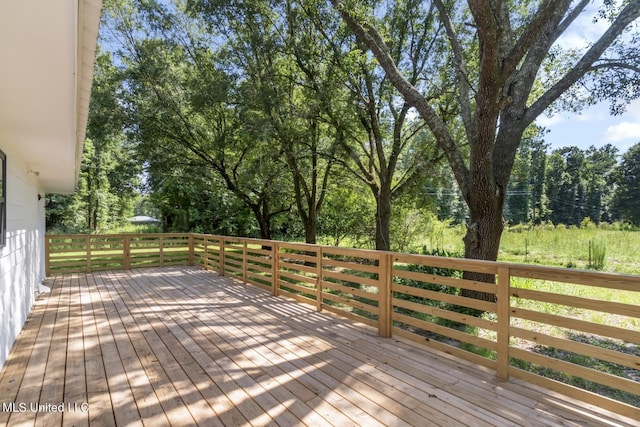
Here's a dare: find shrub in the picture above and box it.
[588,239,606,270]
[396,246,470,325]
[580,217,596,229]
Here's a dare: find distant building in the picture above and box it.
[129,215,162,225]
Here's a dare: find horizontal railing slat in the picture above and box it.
[510,326,639,371]
[393,268,497,294]
[322,269,380,288]
[321,280,378,301]
[392,283,497,313]
[393,312,497,352]
[510,347,640,396]
[511,307,640,344]
[511,287,639,318]
[392,297,498,332]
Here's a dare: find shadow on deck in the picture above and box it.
[0,267,636,426]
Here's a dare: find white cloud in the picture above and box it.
[602,122,640,142]
[536,114,565,127]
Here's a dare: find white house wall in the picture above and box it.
[0,142,45,369]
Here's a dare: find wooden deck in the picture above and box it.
[0,267,636,426]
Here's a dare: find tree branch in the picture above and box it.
[330,0,470,198]
[525,1,640,124]
[433,0,474,141]
[588,61,640,74]
[552,0,590,44]
[502,0,572,78]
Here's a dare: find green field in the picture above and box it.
[420,222,640,275]
[120,221,640,274]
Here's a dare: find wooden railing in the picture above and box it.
[46,233,192,273]
[46,233,640,419]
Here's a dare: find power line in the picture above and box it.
[423,188,532,196]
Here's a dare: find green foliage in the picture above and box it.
[45,194,88,234]
[612,142,640,225]
[509,144,619,227]
[408,246,463,277]
[147,168,260,236]
[113,223,163,234]
[504,128,549,224]
[333,7,443,249]
[318,180,375,247]
[390,207,429,253]
[498,223,640,274]
[114,1,294,238]
[395,246,471,326]
[46,52,139,233]
[331,0,640,270]
[587,239,607,271]
[580,217,596,229]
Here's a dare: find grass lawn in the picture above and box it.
[421,222,640,275]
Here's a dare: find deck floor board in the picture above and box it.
[0,266,636,426]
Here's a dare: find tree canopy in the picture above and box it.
[49,0,640,270]
[329,0,640,299]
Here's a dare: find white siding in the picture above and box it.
[0,142,45,369]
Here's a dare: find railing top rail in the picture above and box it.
[46,233,640,287]
[47,232,191,238]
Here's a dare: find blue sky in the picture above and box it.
[535,1,640,155]
[538,99,640,154]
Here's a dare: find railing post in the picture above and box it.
[203,236,209,270]
[497,266,511,380]
[315,246,323,312]
[188,234,194,266]
[242,239,248,284]
[272,241,279,297]
[159,235,165,267]
[45,235,51,276]
[378,253,393,337]
[219,236,225,276]
[123,235,131,270]
[86,236,92,273]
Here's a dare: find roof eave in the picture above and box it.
[73,0,103,192]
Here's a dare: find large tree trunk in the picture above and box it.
[291,191,318,244]
[250,200,272,240]
[305,217,317,245]
[461,174,506,304]
[293,185,318,245]
[375,185,392,251]
[256,215,271,240]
